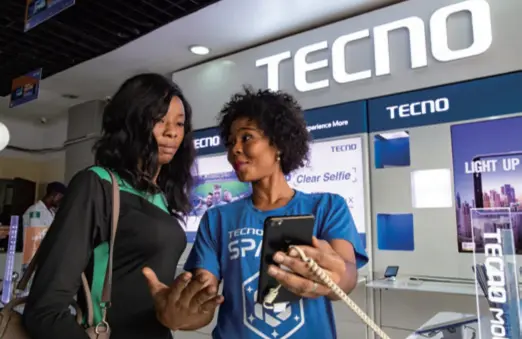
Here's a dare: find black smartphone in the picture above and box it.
[384,266,399,278]
[257,214,315,304]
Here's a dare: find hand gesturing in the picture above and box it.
[143,268,224,330]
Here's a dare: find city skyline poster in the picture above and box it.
[451,115,522,254]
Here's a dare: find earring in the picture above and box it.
[277,152,281,162]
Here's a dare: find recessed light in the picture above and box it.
[0,121,10,152]
[189,45,210,55]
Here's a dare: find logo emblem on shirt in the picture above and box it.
[242,272,305,338]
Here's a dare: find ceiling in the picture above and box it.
[0,0,402,123]
[0,0,220,98]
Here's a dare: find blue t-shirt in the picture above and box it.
[184,190,368,339]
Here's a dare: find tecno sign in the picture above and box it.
[255,0,493,93]
[387,97,450,119]
[194,135,220,149]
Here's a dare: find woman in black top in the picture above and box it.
[23,73,200,339]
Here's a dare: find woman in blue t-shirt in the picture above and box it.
[143,87,369,338]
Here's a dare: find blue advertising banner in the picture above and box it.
[193,100,368,157]
[10,68,42,108]
[25,0,76,32]
[368,72,522,133]
[304,100,367,140]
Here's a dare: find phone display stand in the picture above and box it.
[437,327,465,339]
[436,327,468,339]
[413,316,478,339]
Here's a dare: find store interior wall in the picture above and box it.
[64,100,105,183]
[0,116,67,197]
[169,0,522,337]
[172,0,521,130]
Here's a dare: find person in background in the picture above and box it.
[143,87,368,339]
[222,189,236,203]
[23,74,218,339]
[22,182,67,228]
[212,184,222,205]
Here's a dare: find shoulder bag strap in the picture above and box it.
[100,171,120,311]
[84,169,120,327]
[16,248,38,290]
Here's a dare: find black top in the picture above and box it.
[23,167,187,339]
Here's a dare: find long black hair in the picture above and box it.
[93,73,196,217]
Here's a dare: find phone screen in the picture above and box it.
[384,266,398,278]
[470,152,522,254]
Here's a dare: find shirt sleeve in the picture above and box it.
[23,170,111,339]
[319,194,368,269]
[183,211,221,280]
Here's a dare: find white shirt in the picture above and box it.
[22,201,55,228]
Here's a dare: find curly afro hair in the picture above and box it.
[218,86,310,175]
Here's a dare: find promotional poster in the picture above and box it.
[10,68,42,108]
[185,154,251,242]
[451,116,522,254]
[287,136,366,245]
[25,0,76,31]
[189,171,251,218]
[1,216,19,304]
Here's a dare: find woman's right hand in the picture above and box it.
[143,267,224,331]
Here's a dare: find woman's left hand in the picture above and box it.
[267,237,346,298]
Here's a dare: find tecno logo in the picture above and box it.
[387,98,450,119]
[194,135,220,149]
[255,0,493,92]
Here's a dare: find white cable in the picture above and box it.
[263,245,392,339]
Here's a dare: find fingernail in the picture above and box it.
[268,266,277,276]
[289,249,298,257]
[273,253,284,263]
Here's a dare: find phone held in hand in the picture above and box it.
[257,214,315,304]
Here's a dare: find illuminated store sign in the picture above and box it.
[194,135,221,149]
[387,97,450,120]
[255,0,493,92]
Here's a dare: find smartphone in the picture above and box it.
[257,215,315,304]
[384,266,399,279]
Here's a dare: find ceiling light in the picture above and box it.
[377,131,409,140]
[189,45,210,55]
[0,122,10,152]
